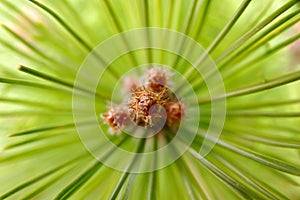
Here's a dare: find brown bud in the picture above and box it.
[101,106,130,135]
[165,102,184,126]
[146,66,172,92]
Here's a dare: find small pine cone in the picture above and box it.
[165,102,184,126]
[101,106,130,135]
[129,86,170,126]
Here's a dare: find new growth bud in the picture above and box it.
[166,102,184,126]
[146,66,172,92]
[101,66,184,136]
[101,105,130,135]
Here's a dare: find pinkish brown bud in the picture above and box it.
[146,66,172,92]
[165,102,184,126]
[123,76,139,92]
[101,106,130,135]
